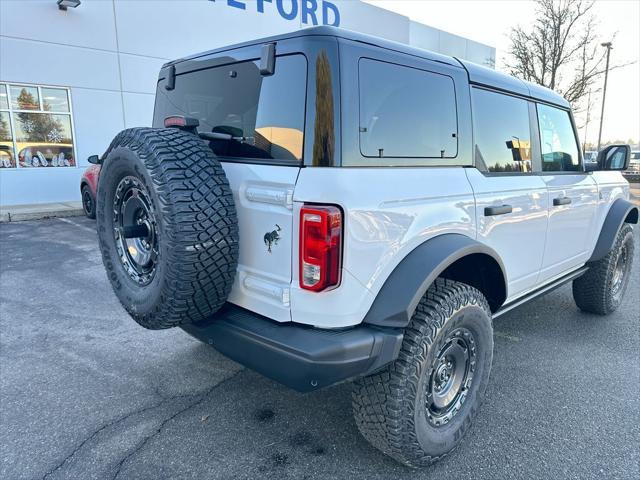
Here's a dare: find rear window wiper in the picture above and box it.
[163,117,254,144]
[198,131,255,145]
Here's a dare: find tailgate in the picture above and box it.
[222,162,299,322]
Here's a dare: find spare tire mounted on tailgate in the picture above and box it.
[96,127,239,329]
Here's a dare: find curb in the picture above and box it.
[0,208,84,223]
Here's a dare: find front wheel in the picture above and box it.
[573,223,634,315]
[352,279,493,467]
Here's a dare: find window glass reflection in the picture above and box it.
[153,55,307,162]
[0,84,8,110]
[359,59,458,158]
[10,85,40,111]
[0,84,75,168]
[537,104,581,172]
[13,113,75,167]
[472,88,531,173]
[0,111,15,168]
[41,88,70,112]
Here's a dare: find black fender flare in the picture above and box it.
[589,198,638,263]
[362,233,507,328]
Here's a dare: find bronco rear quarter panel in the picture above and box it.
[290,166,477,328]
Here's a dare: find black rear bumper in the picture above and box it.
[181,304,403,392]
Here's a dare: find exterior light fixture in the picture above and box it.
[57,0,81,11]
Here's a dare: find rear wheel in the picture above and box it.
[573,223,634,315]
[352,279,493,467]
[96,127,239,329]
[81,185,96,219]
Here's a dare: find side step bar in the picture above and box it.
[494,266,589,319]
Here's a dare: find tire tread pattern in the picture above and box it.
[352,278,491,467]
[98,128,239,329]
[572,223,634,315]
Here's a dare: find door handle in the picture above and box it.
[484,205,513,216]
[553,196,572,206]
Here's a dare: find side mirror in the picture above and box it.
[584,160,598,172]
[87,154,101,165]
[596,144,630,171]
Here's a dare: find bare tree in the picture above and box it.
[506,0,618,114]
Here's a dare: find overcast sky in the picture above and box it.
[365,0,640,146]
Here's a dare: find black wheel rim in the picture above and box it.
[611,243,629,300]
[82,190,93,215]
[113,176,158,286]
[425,328,477,427]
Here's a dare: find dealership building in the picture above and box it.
[0,0,495,206]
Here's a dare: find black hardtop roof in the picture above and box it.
[166,26,570,109]
[164,26,460,68]
[458,59,570,109]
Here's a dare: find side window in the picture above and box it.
[472,88,532,173]
[358,58,458,159]
[537,104,581,172]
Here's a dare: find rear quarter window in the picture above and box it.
[153,54,307,164]
[355,58,458,164]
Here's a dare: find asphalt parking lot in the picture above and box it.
[1,216,639,480]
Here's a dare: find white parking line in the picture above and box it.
[58,217,97,234]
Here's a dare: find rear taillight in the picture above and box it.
[299,205,342,292]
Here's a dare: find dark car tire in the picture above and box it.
[96,127,239,330]
[81,185,96,219]
[573,223,634,315]
[352,278,493,468]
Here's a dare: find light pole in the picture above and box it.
[583,89,592,153]
[597,42,613,151]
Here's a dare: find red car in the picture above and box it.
[80,160,101,219]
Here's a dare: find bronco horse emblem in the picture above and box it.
[264,224,281,253]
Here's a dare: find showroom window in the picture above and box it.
[0,83,76,169]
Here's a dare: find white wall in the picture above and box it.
[409,21,496,67]
[0,0,494,206]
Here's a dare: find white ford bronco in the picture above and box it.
[95,27,637,467]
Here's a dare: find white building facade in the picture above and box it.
[0,0,495,206]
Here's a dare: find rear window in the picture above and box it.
[153,54,307,163]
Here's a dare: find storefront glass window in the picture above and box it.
[0,84,8,110]
[10,85,40,110]
[0,111,15,168]
[41,88,70,112]
[0,83,75,169]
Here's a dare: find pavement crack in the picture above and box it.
[111,368,244,480]
[41,368,243,480]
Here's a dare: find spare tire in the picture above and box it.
[96,127,239,329]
